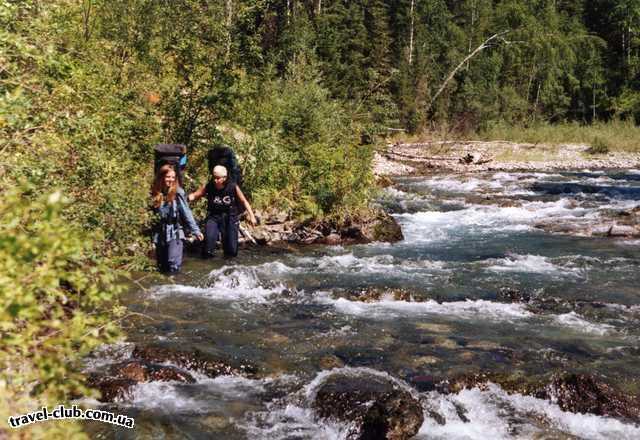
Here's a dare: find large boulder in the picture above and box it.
[311,370,424,440]
[337,211,404,244]
[369,211,404,243]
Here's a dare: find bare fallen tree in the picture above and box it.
[427,31,511,112]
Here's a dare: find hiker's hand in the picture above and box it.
[187,193,195,202]
[196,233,204,241]
[249,214,257,226]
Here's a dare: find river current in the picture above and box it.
[89,170,640,439]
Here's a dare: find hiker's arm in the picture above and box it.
[177,189,203,240]
[188,184,206,202]
[235,186,257,226]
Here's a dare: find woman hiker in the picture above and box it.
[151,164,203,273]
[188,165,257,258]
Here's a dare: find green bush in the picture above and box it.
[232,57,374,221]
[0,185,122,439]
[586,136,610,155]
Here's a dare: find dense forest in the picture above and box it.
[3,0,640,437]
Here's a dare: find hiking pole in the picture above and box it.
[239,224,258,245]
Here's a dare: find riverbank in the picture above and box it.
[374,140,640,176]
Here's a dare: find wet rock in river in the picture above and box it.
[407,374,440,392]
[415,322,454,334]
[370,211,404,242]
[545,373,640,421]
[115,360,195,383]
[87,360,195,402]
[608,224,639,236]
[409,355,441,369]
[442,371,640,423]
[321,232,342,245]
[497,286,532,303]
[533,220,594,237]
[88,377,137,403]
[345,287,413,302]
[534,206,640,238]
[312,371,424,440]
[319,355,345,370]
[248,209,403,245]
[132,344,257,378]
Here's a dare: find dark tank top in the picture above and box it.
[206,181,237,216]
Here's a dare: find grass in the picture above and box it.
[383,120,640,163]
[475,120,640,153]
[492,147,555,163]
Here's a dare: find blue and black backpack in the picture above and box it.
[208,145,243,186]
[154,143,187,185]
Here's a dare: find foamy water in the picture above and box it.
[419,383,640,440]
[110,169,640,438]
[485,254,583,276]
[319,295,533,321]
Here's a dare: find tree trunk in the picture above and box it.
[592,83,596,122]
[428,31,509,111]
[82,0,92,41]
[526,56,536,101]
[467,0,476,70]
[225,0,233,59]
[408,0,414,65]
[622,30,626,72]
[628,25,632,69]
[286,0,290,25]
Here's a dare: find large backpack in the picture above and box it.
[208,145,242,186]
[154,143,187,185]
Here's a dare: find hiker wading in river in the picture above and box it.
[151,164,203,273]
[189,165,257,258]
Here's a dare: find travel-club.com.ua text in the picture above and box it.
[8,405,134,429]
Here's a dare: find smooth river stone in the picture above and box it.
[466,340,504,350]
[415,323,454,334]
[432,337,459,349]
[263,332,290,345]
[411,356,440,367]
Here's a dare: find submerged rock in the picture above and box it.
[87,345,257,403]
[497,286,532,303]
[345,287,413,303]
[132,344,256,378]
[88,377,137,403]
[312,371,424,440]
[534,212,640,239]
[114,360,195,383]
[87,360,195,403]
[545,373,640,421]
[443,371,640,423]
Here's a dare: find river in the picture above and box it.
[88,169,640,439]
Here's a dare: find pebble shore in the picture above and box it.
[374,141,640,176]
